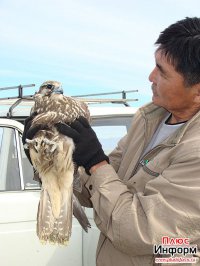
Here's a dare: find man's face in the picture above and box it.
[149,50,196,114]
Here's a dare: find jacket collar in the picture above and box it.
[139,102,200,145]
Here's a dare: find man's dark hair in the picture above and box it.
[155,17,200,87]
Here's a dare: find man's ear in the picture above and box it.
[193,84,200,104]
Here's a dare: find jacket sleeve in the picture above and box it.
[74,133,128,207]
[108,134,128,172]
[84,150,200,256]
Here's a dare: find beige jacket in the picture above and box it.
[78,103,200,266]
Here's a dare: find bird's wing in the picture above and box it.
[32,94,90,126]
[73,164,82,193]
[72,194,91,232]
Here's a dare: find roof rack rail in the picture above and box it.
[0,84,35,117]
[0,85,138,117]
[0,84,35,98]
[73,90,138,107]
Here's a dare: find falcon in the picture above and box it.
[25,80,91,245]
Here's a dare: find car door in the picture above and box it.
[83,115,132,266]
[0,121,83,266]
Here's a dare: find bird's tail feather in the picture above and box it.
[36,189,55,243]
[37,187,73,245]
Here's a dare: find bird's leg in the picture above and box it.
[25,138,40,153]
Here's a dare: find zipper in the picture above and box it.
[131,143,175,176]
[141,162,159,177]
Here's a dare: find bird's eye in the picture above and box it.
[46,84,53,89]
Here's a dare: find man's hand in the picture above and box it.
[56,116,109,174]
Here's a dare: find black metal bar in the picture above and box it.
[122,90,126,99]
[19,85,22,98]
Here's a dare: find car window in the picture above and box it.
[0,127,21,191]
[93,125,127,154]
[0,125,40,191]
[91,116,132,154]
[19,134,41,190]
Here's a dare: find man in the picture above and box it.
[23,17,200,265]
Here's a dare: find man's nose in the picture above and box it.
[148,67,157,83]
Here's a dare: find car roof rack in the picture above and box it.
[0,84,35,118]
[0,84,138,117]
[72,90,138,107]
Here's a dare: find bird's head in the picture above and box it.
[38,80,63,96]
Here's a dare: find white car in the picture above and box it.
[0,97,137,266]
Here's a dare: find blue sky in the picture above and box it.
[0,0,200,106]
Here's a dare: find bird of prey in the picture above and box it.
[24,80,91,245]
